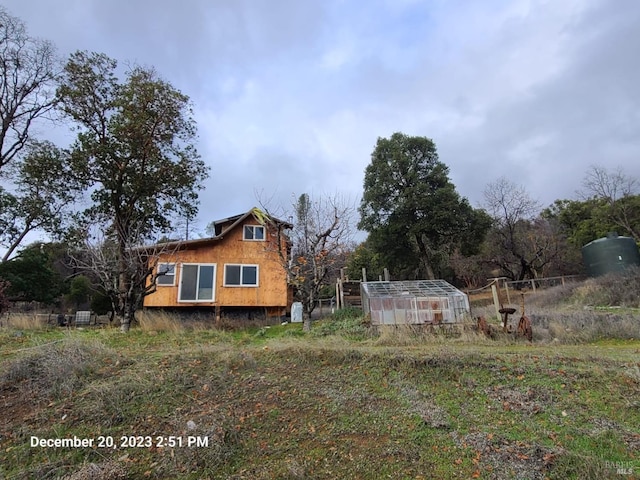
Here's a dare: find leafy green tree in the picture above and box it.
[0,243,63,304]
[0,141,80,261]
[359,132,490,280]
[0,9,71,259]
[90,289,114,318]
[57,51,209,331]
[542,198,612,248]
[67,275,91,309]
[0,279,10,314]
[345,241,385,281]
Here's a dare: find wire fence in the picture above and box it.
[465,275,586,317]
[466,275,584,295]
[504,275,584,293]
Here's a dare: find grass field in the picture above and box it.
[1,274,639,479]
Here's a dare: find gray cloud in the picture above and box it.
[6,0,640,236]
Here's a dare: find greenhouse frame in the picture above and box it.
[361,280,470,326]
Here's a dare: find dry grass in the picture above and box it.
[77,369,158,427]
[136,309,186,332]
[375,325,428,346]
[471,302,639,344]
[135,310,213,332]
[0,337,121,400]
[154,411,242,476]
[624,365,640,384]
[468,268,640,344]
[0,313,48,330]
[61,460,127,480]
[528,266,640,309]
[136,313,287,331]
[579,266,640,307]
[374,323,471,346]
[543,311,638,343]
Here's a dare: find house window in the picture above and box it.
[156,263,176,286]
[243,225,265,241]
[224,264,259,286]
[179,264,216,301]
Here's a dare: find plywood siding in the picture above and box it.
[143,217,289,309]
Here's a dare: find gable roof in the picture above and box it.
[147,207,292,251]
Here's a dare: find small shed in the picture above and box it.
[361,280,470,326]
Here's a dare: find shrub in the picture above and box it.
[311,309,372,340]
[330,306,364,321]
[0,338,119,399]
[0,279,10,314]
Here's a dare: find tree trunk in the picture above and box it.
[414,234,435,279]
[118,274,130,332]
[117,226,131,332]
[1,218,34,262]
[302,311,312,332]
[120,307,132,332]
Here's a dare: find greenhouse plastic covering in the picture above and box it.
[361,280,470,325]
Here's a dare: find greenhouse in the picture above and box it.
[361,280,470,326]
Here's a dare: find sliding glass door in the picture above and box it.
[179,264,216,302]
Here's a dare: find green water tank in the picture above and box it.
[582,232,640,277]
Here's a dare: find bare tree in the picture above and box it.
[482,177,560,281]
[68,228,182,329]
[449,250,490,289]
[0,9,66,260]
[0,7,59,173]
[266,194,355,332]
[483,177,540,229]
[581,165,640,241]
[582,165,638,201]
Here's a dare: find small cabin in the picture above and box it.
[143,208,292,320]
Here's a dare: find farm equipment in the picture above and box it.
[516,293,533,341]
[477,291,532,341]
[499,306,516,333]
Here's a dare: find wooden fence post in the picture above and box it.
[504,280,511,305]
[491,282,501,322]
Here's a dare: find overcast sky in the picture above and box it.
[6,0,640,238]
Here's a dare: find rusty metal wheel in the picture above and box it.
[517,315,533,341]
